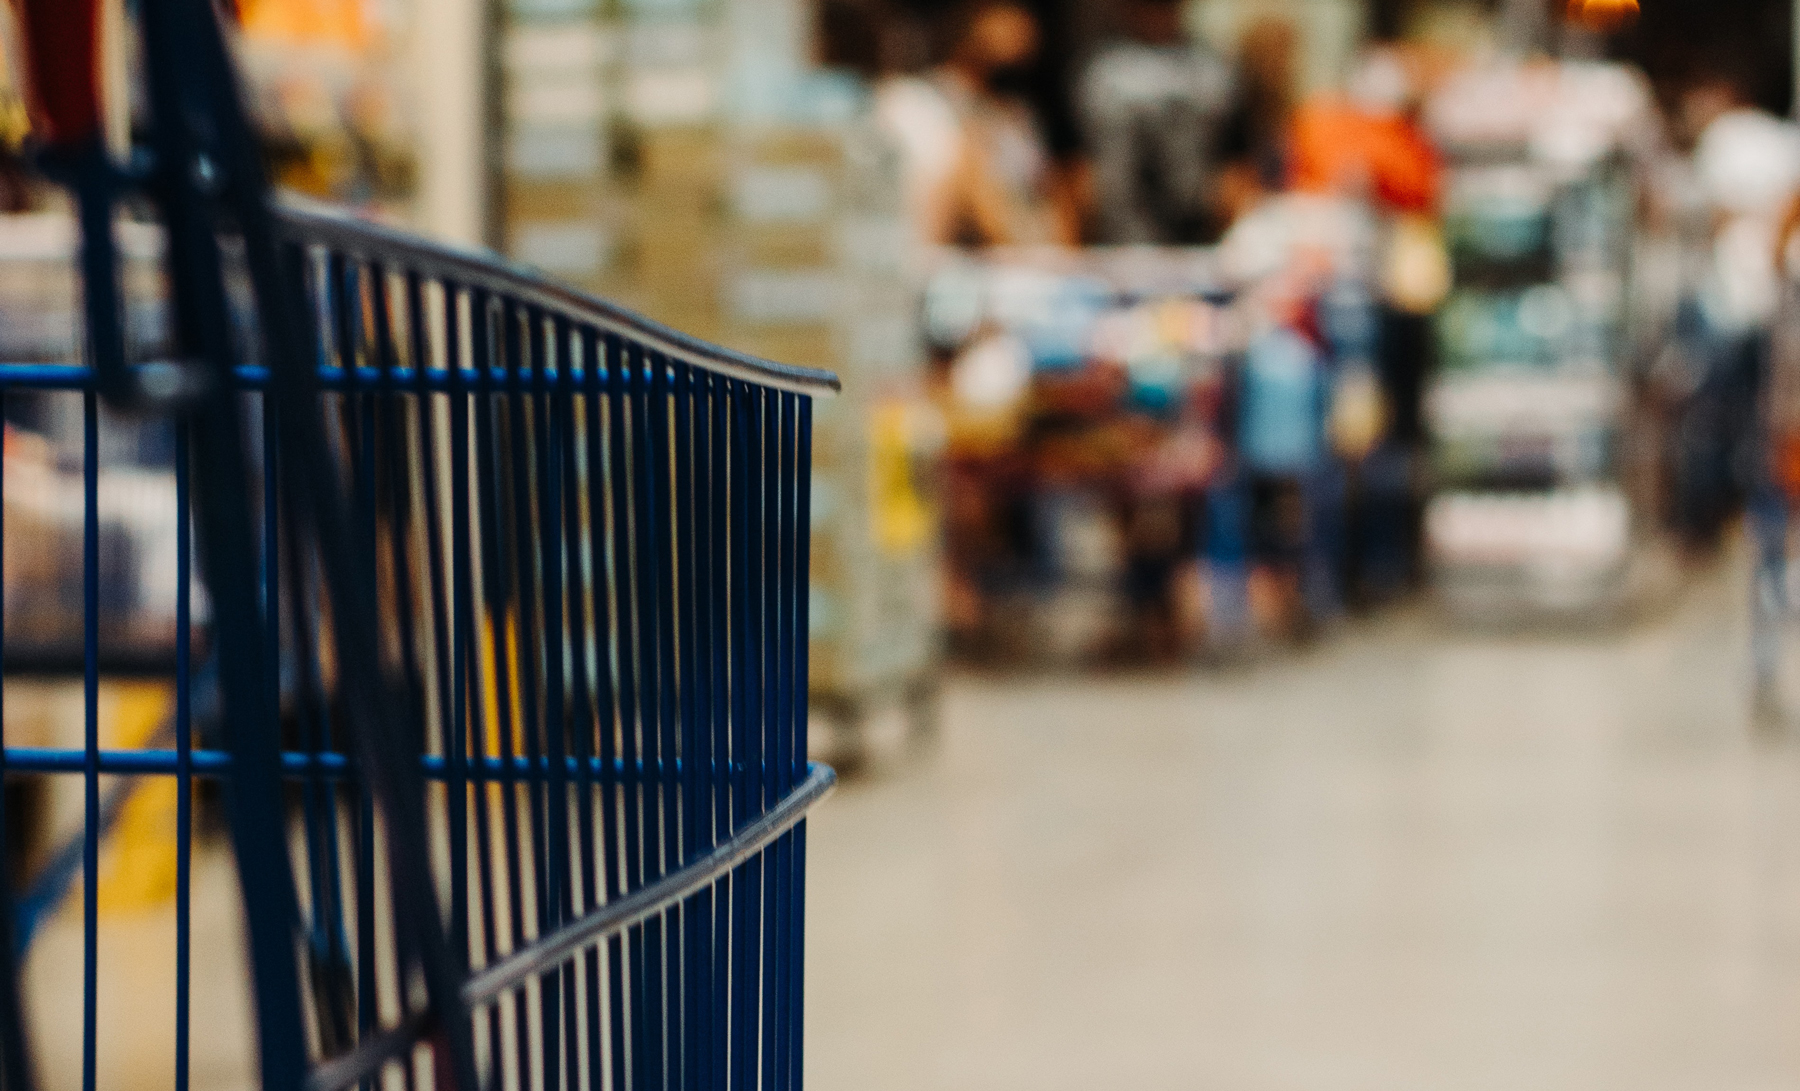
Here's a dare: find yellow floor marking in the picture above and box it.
[95,681,177,913]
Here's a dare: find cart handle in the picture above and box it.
[10,0,103,151]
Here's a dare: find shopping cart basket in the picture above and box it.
[0,0,837,1089]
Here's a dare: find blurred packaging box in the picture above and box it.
[495,0,942,731]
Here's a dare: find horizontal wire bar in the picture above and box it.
[0,364,108,389]
[1,746,326,775]
[303,762,837,1091]
[0,747,745,783]
[0,361,674,395]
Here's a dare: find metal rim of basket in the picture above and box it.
[303,762,838,1091]
[275,202,842,398]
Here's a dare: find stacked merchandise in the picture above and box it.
[924,200,1399,665]
[0,27,32,209]
[0,215,191,669]
[923,248,1275,662]
[237,0,418,218]
[719,17,941,753]
[496,0,871,332]
[923,251,1229,662]
[498,0,626,302]
[497,0,942,752]
[723,125,943,751]
[1424,60,1655,620]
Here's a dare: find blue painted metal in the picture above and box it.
[81,392,97,1091]
[0,747,763,782]
[3,39,834,1091]
[174,421,191,1091]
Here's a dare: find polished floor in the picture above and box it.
[805,563,1800,1091]
[16,559,1800,1091]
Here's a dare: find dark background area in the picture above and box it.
[1616,0,1793,115]
[824,0,1800,154]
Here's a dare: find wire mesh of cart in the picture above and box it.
[0,0,838,1089]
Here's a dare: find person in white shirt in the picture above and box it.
[874,1,1076,249]
[1670,73,1800,555]
[1688,83,1800,334]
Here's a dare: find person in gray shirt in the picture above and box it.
[1078,0,1237,244]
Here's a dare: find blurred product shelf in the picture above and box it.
[496,0,943,759]
[1424,59,1658,622]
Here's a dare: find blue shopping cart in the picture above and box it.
[0,1,836,1090]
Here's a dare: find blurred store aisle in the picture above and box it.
[806,559,1800,1091]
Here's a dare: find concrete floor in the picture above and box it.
[805,565,1800,1091]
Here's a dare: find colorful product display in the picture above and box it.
[237,0,418,217]
[497,0,940,754]
[0,214,192,667]
[1424,59,1654,620]
[925,219,1406,663]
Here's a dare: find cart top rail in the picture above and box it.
[275,201,842,397]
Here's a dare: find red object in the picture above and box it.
[1773,433,1800,502]
[11,0,103,149]
[1289,98,1442,215]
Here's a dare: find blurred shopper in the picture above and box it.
[1747,103,1800,707]
[871,33,965,249]
[1288,46,1446,596]
[1216,16,1299,221]
[1689,76,1800,340]
[876,0,1076,248]
[1769,183,1800,497]
[1288,48,1440,218]
[1764,203,1800,706]
[1673,70,1800,550]
[1075,0,1237,245]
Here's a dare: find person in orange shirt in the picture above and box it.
[236,0,372,50]
[920,1,1081,249]
[1288,47,1440,216]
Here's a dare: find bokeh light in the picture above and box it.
[1568,0,1642,32]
